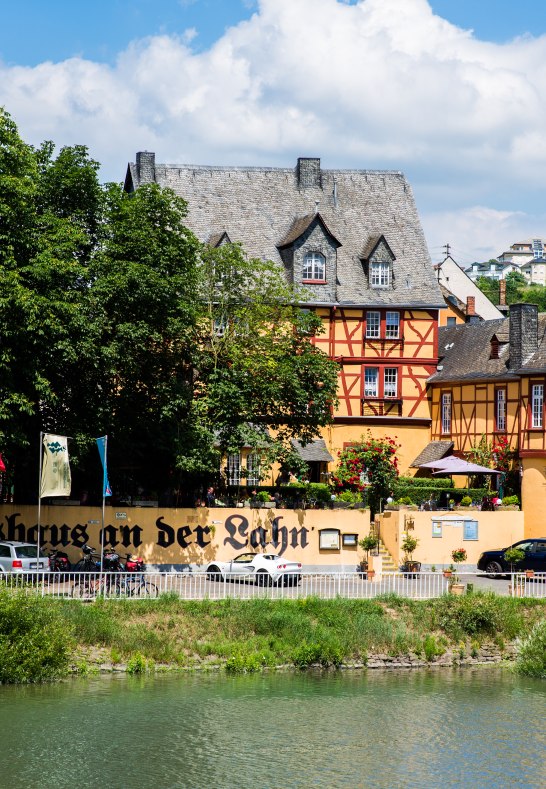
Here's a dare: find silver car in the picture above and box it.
[0,541,50,574]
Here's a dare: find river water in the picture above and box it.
[0,668,544,789]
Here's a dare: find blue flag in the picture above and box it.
[96,436,112,497]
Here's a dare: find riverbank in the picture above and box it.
[2,588,545,682]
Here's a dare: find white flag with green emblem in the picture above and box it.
[40,434,71,498]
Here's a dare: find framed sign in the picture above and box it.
[432,520,442,538]
[319,529,341,550]
[463,520,479,541]
[342,533,358,547]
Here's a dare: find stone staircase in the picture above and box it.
[377,539,398,572]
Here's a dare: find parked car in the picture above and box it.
[206,552,302,586]
[0,541,51,574]
[477,538,546,576]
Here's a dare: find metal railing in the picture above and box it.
[1,570,544,600]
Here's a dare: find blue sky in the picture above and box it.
[3,0,546,65]
[2,0,546,263]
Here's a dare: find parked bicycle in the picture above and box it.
[71,546,158,599]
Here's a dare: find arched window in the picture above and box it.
[303,252,326,281]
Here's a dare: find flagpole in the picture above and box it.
[100,435,107,571]
[37,431,43,575]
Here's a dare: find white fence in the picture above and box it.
[1,570,545,600]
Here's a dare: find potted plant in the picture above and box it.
[401,534,420,575]
[503,546,526,595]
[449,548,467,594]
[357,534,378,578]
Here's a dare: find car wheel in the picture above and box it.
[207,566,222,582]
[484,560,503,578]
[256,570,271,587]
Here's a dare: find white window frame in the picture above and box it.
[385,311,400,339]
[246,453,260,486]
[364,367,378,397]
[366,311,380,339]
[370,261,390,287]
[384,368,398,398]
[531,384,544,428]
[496,389,506,432]
[227,453,241,486]
[303,252,326,281]
[441,392,452,435]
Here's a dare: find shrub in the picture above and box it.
[502,495,519,506]
[225,652,263,673]
[126,652,152,674]
[0,590,73,683]
[515,620,546,678]
[460,496,472,506]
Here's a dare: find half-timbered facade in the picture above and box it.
[427,304,546,536]
[125,153,445,473]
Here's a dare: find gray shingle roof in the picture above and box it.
[291,439,333,463]
[125,156,444,308]
[429,314,546,383]
[410,441,453,468]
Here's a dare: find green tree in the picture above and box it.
[475,275,499,305]
[505,270,527,304]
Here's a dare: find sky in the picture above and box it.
[2,0,546,265]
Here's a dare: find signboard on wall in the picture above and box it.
[319,529,340,550]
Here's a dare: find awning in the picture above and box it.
[291,439,333,463]
[410,440,453,468]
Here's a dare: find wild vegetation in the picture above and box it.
[1,590,543,682]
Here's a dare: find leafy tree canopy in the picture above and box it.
[0,109,339,501]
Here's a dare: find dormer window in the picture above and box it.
[303,251,326,282]
[370,261,391,288]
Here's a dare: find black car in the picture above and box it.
[477,538,546,575]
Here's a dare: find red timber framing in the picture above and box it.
[312,306,439,421]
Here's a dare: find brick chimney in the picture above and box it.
[297,157,321,188]
[136,151,156,184]
[499,279,506,306]
[509,303,538,370]
[465,296,479,324]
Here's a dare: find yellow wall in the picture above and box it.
[521,459,546,538]
[378,507,524,567]
[0,505,372,570]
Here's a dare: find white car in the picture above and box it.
[0,541,50,574]
[206,552,302,586]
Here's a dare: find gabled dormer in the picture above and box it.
[207,231,232,248]
[361,235,396,289]
[277,212,341,301]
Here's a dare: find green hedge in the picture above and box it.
[392,483,488,506]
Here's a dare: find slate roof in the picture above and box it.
[428,319,513,383]
[291,439,333,463]
[428,315,546,383]
[125,156,444,309]
[410,441,454,468]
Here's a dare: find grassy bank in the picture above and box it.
[1,589,545,682]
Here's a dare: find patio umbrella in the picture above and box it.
[427,456,501,476]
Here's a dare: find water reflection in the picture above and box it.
[0,669,544,788]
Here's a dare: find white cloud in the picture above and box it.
[3,0,546,259]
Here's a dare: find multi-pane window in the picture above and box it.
[531,384,544,428]
[370,261,390,287]
[495,389,506,432]
[385,312,400,339]
[303,252,326,281]
[441,392,452,434]
[227,453,241,486]
[384,368,398,398]
[366,311,380,338]
[246,453,260,486]
[364,367,378,397]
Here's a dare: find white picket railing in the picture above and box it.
[1,570,545,600]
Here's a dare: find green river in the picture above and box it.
[0,668,544,788]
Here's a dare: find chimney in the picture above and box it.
[465,296,479,324]
[136,151,156,184]
[297,157,321,188]
[509,303,538,370]
[499,279,506,306]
